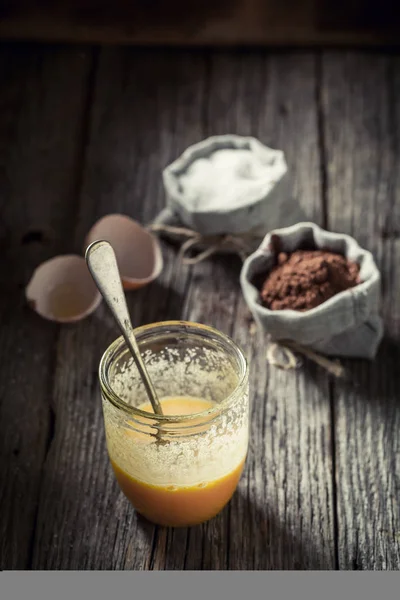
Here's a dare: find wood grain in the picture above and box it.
[222,52,334,570]
[2,44,398,571]
[0,43,94,568]
[155,52,335,570]
[31,49,335,569]
[31,49,207,569]
[321,52,400,569]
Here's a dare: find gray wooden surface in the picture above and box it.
[0,43,399,570]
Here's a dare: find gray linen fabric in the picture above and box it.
[161,135,306,237]
[240,222,383,359]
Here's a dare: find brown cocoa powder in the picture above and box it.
[260,250,361,311]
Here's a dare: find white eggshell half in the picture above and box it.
[26,255,102,323]
[85,214,163,290]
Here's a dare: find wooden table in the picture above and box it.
[0,42,399,571]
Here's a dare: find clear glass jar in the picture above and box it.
[99,321,249,527]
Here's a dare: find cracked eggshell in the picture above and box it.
[84,214,163,290]
[26,255,102,323]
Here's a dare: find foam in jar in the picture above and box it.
[100,321,249,527]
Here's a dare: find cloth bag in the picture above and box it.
[151,136,306,258]
[240,222,383,359]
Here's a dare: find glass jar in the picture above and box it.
[99,321,249,527]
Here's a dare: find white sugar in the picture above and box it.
[178,147,282,212]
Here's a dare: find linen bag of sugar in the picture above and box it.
[151,135,306,259]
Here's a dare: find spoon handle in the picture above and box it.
[85,240,163,415]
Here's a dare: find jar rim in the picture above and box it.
[99,320,248,422]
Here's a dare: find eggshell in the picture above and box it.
[26,255,102,323]
[84,214,163,290]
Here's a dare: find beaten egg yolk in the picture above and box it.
[110,396,245,527]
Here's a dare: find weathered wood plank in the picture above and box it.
[322,52,400,570]
[157,52,335,571]
[0,43,94,569]
[31,49,335,570]
[217,53,334,570]
[31,49,207,569]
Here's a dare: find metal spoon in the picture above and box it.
[85,240,163,416]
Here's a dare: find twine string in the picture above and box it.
[267,339,347,379]
[148,223,258,264]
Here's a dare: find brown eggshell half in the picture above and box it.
[25,255,102,323]
[84,214,163,290]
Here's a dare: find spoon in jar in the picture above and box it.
[85,239,163,416]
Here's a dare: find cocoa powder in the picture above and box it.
[260,250,361,311]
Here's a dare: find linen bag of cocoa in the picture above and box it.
[240,222,383,360]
